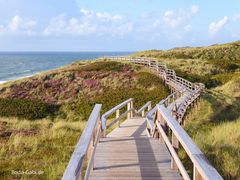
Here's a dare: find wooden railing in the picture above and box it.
[101,98,134,137]
[154,105,223,180]
[62,104,102,180]
[102,56,223,180]
[136,101,152,117]
[63,56,222,180]
[101,99,152,137]
[62,99,153,180]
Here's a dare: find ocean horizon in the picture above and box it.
[0,51,133,84]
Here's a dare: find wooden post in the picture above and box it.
[127,101,133,119]
[127,102,131,119]
[171,133,179,170]
[148,104,152,111]
[194,166,203,180]
[130,100,134,118]
[116,109,120,127]
[158,110,165,143]
[87,136,94,164]
[142,110,145,117]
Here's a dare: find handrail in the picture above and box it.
[135,101,152,117]
[101,98,134,137]
[156,104,223,180]
[102,56,222,179]
[62,104,102,180]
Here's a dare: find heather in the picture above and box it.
[0,60,169,179]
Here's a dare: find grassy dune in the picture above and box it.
[0,60,169,179]
[133,41,240,179]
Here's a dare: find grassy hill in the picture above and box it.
[0,41,239,179]
[133,41,240,179]
[0,60,169,179]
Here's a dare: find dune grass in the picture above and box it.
[134,42,240,179]
[0,61,169,179]
[0,117,84,180]
[182,91,240,179]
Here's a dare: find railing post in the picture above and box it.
[157,110,165,143]
[127,102,131,119]
[130,100,134,118]
[148,104,152,111]
[194,166,203,180]
[116,109,120,127]
[142,110,145,117]
[102,116,107,137]
[171,133,179,170]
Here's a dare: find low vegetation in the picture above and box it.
[0,118,83,179]
[184,92,240,179]
[0,60,169,179]
[0,98,59,120]
[1,41,239,179]
[133,41,240,179]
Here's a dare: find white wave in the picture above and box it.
[0,74,35,85]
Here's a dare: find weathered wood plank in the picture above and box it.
[62,104,102,180]
[89,117,182,180]
[158,104,223,180]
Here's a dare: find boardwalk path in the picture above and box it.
[89,118,182,180]
[62,57,223,180]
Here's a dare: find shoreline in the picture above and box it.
[0,59,98,85]
[0,74,34,85]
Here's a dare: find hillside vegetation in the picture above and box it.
[133,41,240,179]
[134,41,240,89]
[0,60,169,179]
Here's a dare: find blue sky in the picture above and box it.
[0,0,239,51]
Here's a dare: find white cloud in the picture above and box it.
[233,13,240,22]
[164,5,198,28]
[209,16,228,35]
[43,9,132,36]
[191,5,199,14]
[0,15,37,35]
[184,24,192,31]
[164,10,184,28]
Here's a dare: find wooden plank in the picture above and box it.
[156,121,190,180]
[62,104,102,180]
[87,56,215,180]
[88,117,182,180]
[158,105,223,180]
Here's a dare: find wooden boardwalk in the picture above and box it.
[89,117,182,180]
[62,57,223,180]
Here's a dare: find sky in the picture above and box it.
[0,0,240,51]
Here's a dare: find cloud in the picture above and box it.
[164,10,185,28]
[191,5,199,14]
[184,24,192,31]
[43,9,132,36]
[0,15,37,35]
[233,13,240,22]
[209,16,228,35]
[164,5,198,28]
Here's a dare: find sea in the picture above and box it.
[0,52,132,84]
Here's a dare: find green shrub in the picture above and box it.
[136,72,164,88]
[75,87,169,121]
[0,98,59,120]
[79,61,129,72]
